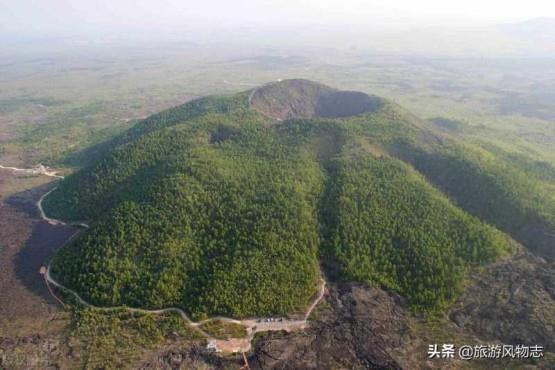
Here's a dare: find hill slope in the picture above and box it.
[43,80,553,318]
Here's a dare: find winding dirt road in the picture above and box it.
[46,264,326,352]
[37,187,90,228]
[3,162,328,353]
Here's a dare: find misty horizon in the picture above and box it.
[2,0,555,41]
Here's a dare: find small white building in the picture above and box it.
[206,339,222,353]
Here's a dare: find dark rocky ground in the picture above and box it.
[0,177,76,338]
[139,255,554,369]
[0,174,78,368]
[451,253,555,354]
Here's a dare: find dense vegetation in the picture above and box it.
[322,153,512,311]
[46,80,551,318]
[70,308,199,369]
[393,140,555,258]
[50,119,323,319]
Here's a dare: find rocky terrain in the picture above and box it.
[137,257,555,369]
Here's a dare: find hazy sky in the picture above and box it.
[2,0,554,38]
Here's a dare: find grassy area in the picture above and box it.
[67,307,203,369]
[199,320,248,339]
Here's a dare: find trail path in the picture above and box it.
[0,164,64,179]
[37,187,90,228]
[2,162,328,353]
[46,265,326,352]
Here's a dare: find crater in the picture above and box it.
[249,79,383,120]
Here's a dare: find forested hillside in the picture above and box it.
[48,117,324,319]
[393,140,555,258]
[44,80,552,318]
[322,153,511,312]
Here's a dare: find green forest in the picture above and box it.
[322,153,512,311]
[45,80,553,318]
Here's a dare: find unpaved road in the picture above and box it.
[37,187,89,228]
[7,162,329,353]
[46,263,326,352]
